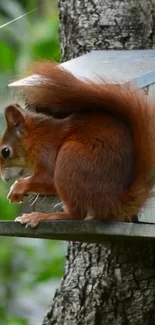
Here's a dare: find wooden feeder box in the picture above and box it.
[1,49,155,243]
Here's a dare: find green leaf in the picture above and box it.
[0,40,16,71]
[5,316,28,325]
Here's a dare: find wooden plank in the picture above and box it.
[0,221,155,243]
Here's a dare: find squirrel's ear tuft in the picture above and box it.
[4,104,25,137]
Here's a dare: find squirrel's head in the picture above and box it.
[0,104,30,182]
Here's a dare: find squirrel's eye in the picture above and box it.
[1,147,11,159]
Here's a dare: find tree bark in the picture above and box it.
[44,242,155,325]
[58,0,155,61]
[42,0,155,324]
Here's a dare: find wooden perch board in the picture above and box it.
[0,221,155,243]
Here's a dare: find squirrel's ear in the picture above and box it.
[4,104,25,136]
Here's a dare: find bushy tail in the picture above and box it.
[22,61,155,218]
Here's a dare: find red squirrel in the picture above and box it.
[0,62,155,228]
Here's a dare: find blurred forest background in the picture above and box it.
[0,1,66,324]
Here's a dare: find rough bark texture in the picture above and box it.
[58,0,155,61]
[44,242,155,325]
[42,0,155,324]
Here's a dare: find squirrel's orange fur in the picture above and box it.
[0,62,155,227]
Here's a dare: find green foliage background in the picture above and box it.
[0,1,65,324]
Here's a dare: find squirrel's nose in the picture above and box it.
[1,147,11,159]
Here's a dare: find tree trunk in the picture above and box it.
[42,0,155,324]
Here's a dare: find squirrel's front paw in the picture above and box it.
[7,181,26,203]
[15,212,44,228]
